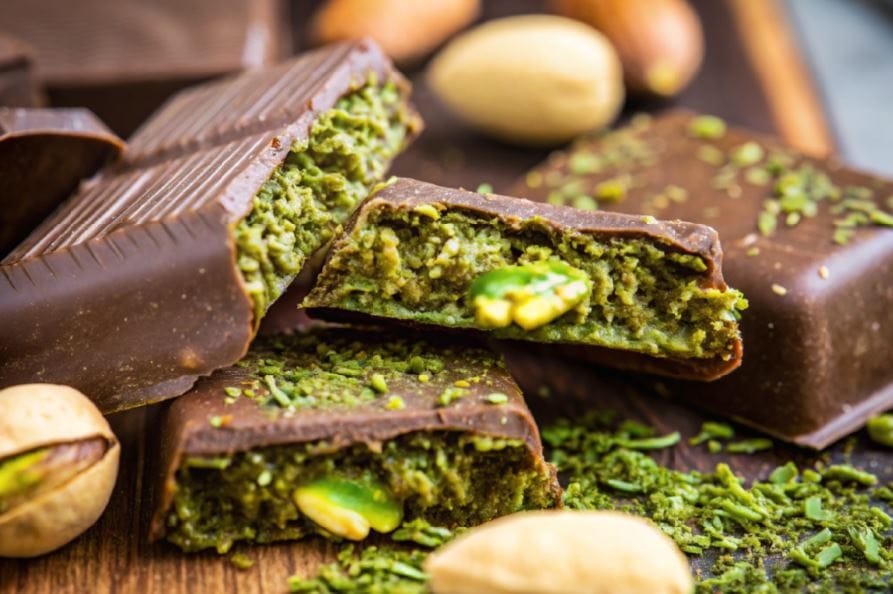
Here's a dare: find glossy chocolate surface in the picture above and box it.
[0,107,123,256]
[0,41,418,413]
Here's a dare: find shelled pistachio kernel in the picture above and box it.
[469,261,591,331]
[293,476,403,540]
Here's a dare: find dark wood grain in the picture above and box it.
[0,1,854,592]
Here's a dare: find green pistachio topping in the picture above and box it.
[867,414,893,447]
[688,115,727,139]
[293,476,403,541]
[469,261,592,331]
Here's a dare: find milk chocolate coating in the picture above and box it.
[150,328,559,541]
[305,177,742,380]
[0,0,290,136]
[510,111,893,448]
[0,107,124,256]
[0,41,420,413]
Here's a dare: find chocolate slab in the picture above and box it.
[0,41,420,413]
[509,111,893,448]
[0,108,124,256]
[305,177,743,380]
[150,328,560,544]
[0,35,41,107]
[0,0,289,135]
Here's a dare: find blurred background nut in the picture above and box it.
[551,0,704,98]
[310,0,481,65]
[0,384,120,558]
[425,510,693,594]
[427,15,624,147]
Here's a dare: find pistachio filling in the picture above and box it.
[308,207,746,360]
[0,438,108,515]
[165,432,559,553]
[234,78,412,321]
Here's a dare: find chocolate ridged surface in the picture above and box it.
[150,328,558,541]
[0,41,420,413]
[510,111,893,448]
[0,107,123,256]
[305,177,742,380]
[0,0,289,135]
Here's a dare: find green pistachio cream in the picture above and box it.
[164,333,559,553]
[306,200,747,362]
[234,77,414,321]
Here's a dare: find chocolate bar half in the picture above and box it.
[1,0,289,135]
[150,328,561,553]
[0,41,421,413]
[510,112,893,448]
[304,177,746,381]
[0,107,124,256]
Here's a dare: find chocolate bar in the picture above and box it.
[0,108,124,256]
[1,0,289,135]
[150,328,561,553]
[510,112,893,448]
[304,177,745,380]
[0,41,421,413]
[0,35,41,107]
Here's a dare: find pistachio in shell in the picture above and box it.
[0,384,120,558]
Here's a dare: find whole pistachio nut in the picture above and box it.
[469,261,591,330]
[293,475,403,540]
[426,510,693,594]
[0,384,120,557]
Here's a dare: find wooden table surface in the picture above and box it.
[2,1,877,593]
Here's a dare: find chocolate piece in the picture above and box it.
[0,41,421,413]
[0,107,124,256]
[510,111,893,448]
[150,328,561,552]
[0,35,41,107]
[1,0,289,135]
[304,177,745,380]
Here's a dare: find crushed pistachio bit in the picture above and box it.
[412,204,440,220]
[224,387,242,398]
[746,247,760,257]
[731,142,765,167]
[287,544,429,593]
[697,144,726,166]
[437,387,466,407]
[370,373,388,394]
[544,411,893,592]
[475,183,493,195]
[229,552,255,570]
[867,414,893,447]
[771,284,788,296]
[469,261,591,331]
[385,396,405,411]
[392,518,457,548]
[689,421,735,445]
[725,438,773,454]
[688,115,727,139]
[485,393,509,405]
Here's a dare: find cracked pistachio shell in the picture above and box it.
[0,384,120,557]
[425,510,693,594]
[428,15,624,146]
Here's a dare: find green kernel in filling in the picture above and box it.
[307,207,746,361]
[235,78,412,322]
